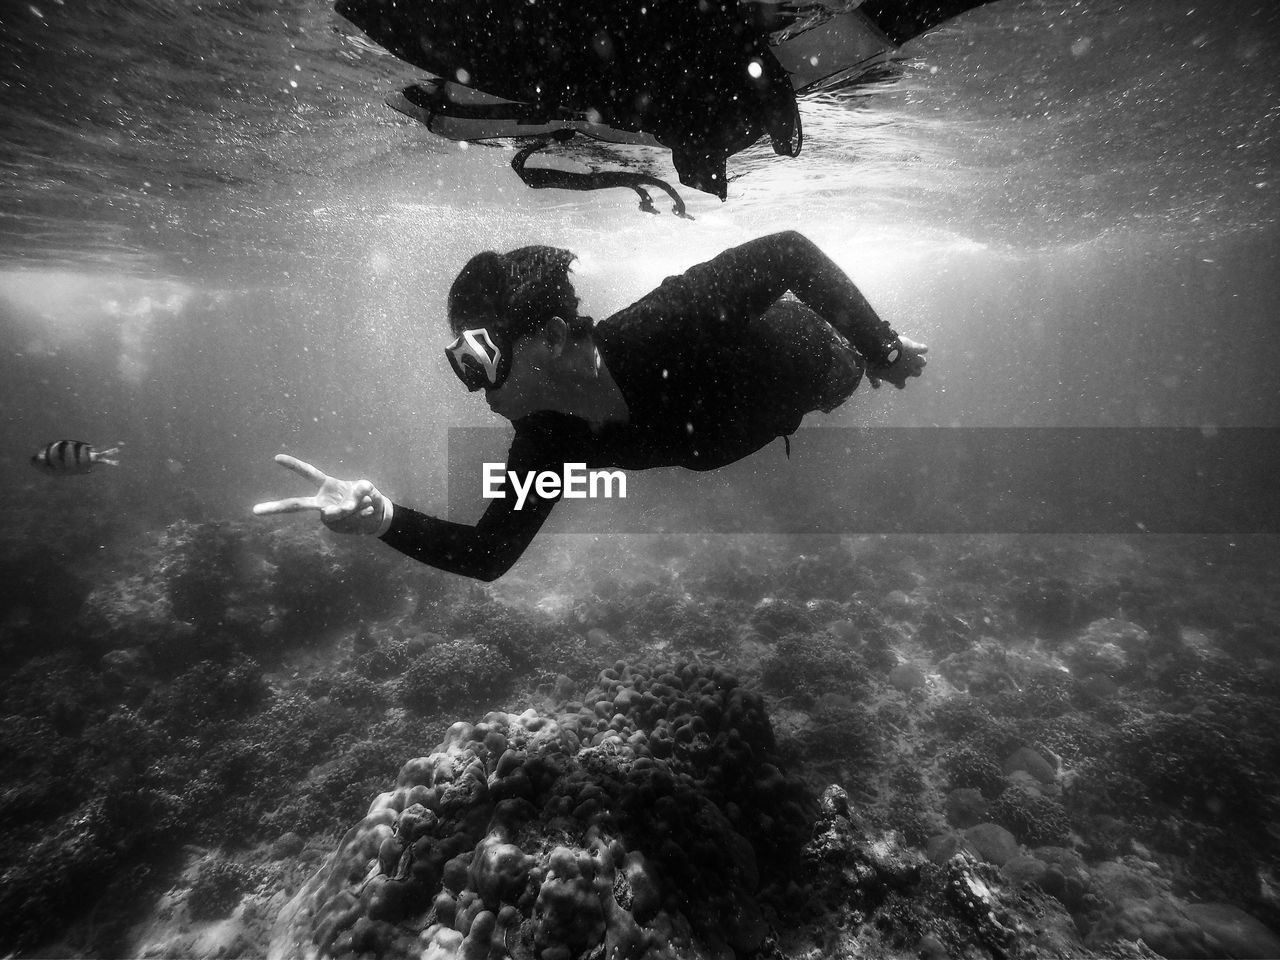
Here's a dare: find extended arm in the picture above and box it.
[253,436,562,582]
[380,427,566,580]
[379,491,555,582]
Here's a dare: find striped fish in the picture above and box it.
[30,440,122,475]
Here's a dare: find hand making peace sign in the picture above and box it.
[252,454,391,536]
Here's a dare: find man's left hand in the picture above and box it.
[868,336,928,389]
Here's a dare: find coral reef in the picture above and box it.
[81,519,410,665]
[264,525,407,636]
[7,526,1280,960]
[1060,618,1152,681]
[748,596,816,641]
[801,784,923,930]
[436,592,596,676]
[938,745,1008,799]
[271,662,812,960]
[188,858,263,922]
[398,639,514,715]
[1087,896,1221,958]
[804,702,888,769]
[989,786,1071,847]
[944,788,990,829]
[760,628,864,703]
[1084,706,1279,823]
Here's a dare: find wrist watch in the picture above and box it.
[875,337,903,368]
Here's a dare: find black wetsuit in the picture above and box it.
[381,232,900,580]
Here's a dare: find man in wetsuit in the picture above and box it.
[253,231,927,580]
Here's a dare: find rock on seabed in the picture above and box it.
[270,661,812,960]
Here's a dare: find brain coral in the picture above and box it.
[270,662,813,960]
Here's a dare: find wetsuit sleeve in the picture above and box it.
[642,230,901,366]
[377,432,560,582]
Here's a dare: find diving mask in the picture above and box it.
[445,326,512,392]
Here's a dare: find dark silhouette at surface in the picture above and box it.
[336,0,996,198]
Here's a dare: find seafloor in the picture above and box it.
[2,523,1279,960]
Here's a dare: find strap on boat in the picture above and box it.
[511,136,693,219]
